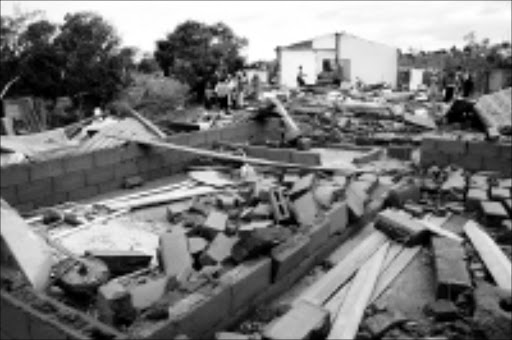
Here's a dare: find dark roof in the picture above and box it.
[282,39,313,50]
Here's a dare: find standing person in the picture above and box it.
[215,77,231,114]
[462,72,474,98]
[297,66,306,88]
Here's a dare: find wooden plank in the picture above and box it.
[464,220,512,291]
[105,134,358,175]
[105,185,218,210]
[419,216,463,243]
[324,281,352,323]
[370,245,421,304]
[327,242,389,339]
[126,107,167,139]
[297,231,388,306]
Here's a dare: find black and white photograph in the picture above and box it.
[0,1,511,339]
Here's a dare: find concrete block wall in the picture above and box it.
[0,121,265,213]
[420,136,512,176]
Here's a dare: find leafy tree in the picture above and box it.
[155,20,247,100]
[138,54,160,74]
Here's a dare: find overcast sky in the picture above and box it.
[2,1,511,61]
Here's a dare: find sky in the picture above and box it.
[1,1,511,61]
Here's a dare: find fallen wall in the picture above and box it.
[420,136,512,176]
[0,122,265,213]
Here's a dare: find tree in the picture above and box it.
[154,20,247,100]
[138,54,160,74]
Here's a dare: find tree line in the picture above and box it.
[0,9,248,113]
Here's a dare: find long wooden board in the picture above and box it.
[370,245,422,303]
[105,134,358,175]
[297,231,388,306]
[328,243,389,339]
[464,220,512,291]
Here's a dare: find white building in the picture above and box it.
[276,32,398,88]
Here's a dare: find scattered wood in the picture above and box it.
[324,281,352,322]
[297,231,388,306]
[370,245,422,304]
[327,243,390,339]
[464,220,512,291]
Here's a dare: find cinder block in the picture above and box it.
[96,179,122,195]
[221,257,272,313]
[326,201,348,235]
[480,200,509,226]
[85,166,115,186]
[467,140,499,157]
[0,165,30,188]
[169,133,190,146]
[67,185,99,202]
[30,158,65,181]
[159,232,193,281]
[291,151,321,166]
[188,131,207,147]
[200,233,238,266]
[271,235,310,282]
[31,192,67,209]
[94,147,122,167]
[438,138,467,155]
[114,160,139,180]
[147,166,172,181]
[53,171,85,193]
[17,178,53,203]
[170,284,232,338]
[432,236,471,300]
[387,145,413,160]
[456,154,483,172]
[14,201,34,213]
[307,218,331,254]
[292,192,319,227]
[63,152,94,173]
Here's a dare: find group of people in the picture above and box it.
[205,70,254,112]
[441,67,475,102]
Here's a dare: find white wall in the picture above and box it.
[338,34,397,87]
[279,49,316,88]
[312,33,335,49]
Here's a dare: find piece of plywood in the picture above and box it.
[298,231,388,306]
[328,243,389,339]
[464,220,512,291]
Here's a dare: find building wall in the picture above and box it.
[278,49,316,88]
[338,34,398,87]
[314,50,337,77]
[312,33,335,49]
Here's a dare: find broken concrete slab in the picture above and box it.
[466,188,488,211]
[159,231,193,281]
[374,209,428,246]
[232,227,292,263]
[387,178,421,208]
[129,275,170,310]
[326,201,348,235]
[345,182,367,220]
[263,300,330,340]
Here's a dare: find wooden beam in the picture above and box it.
[327,243,389,339]
[324,281,352,323]
[464,220,512,291]
[126,107,167,139]
[297,231,388,306]
[105,134,358,175]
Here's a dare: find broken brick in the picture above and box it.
[200,233,239,266]
[203,210,228,233]
[292,192,318,227]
